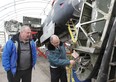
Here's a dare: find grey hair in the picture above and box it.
[50,35,59,42]
[19,25,31,32]
[50,35,54,42]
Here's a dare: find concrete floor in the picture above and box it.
[0,56,50,82]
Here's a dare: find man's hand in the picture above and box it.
[70,60,75,65]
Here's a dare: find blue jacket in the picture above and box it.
[2,33,37,75]
[47,42,70,67]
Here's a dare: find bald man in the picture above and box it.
[2,25,37,82]
[47,35,75,82]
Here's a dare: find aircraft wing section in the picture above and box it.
[40,21,55,43]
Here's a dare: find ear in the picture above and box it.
[51,41,54,46]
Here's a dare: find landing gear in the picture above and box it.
[68,0,116,81]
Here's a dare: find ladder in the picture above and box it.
[67,19,79,43]
[97,19,116,82]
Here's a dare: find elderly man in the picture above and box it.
[47,34,75,82]
[2,25,37,82]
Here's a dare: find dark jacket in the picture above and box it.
[2,33,37,75]
[47,42,70,67]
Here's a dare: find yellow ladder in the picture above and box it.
[67,20,78,43]
[66,55,75,82]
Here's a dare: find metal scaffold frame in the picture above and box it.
[67,0,116,81]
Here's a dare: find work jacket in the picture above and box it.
[2,33,37,75]
[47,42,70,67]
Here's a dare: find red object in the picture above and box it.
[36,48,47,59]
[31,31,38,34]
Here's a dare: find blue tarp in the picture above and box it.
[72,69,91,82]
